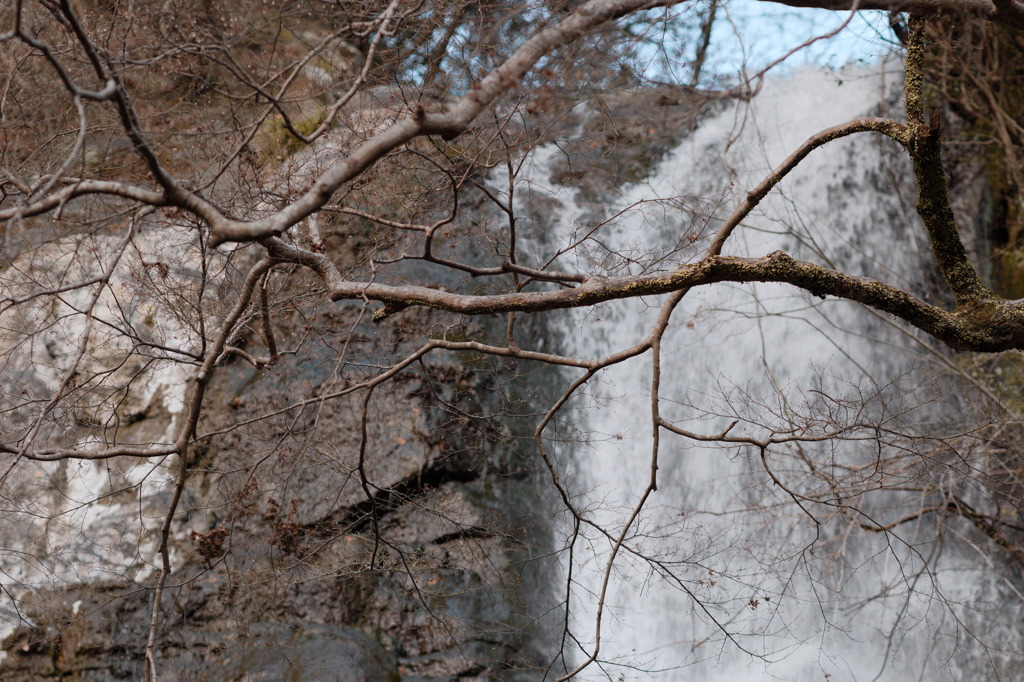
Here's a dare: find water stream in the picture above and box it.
[519,62,1018,680]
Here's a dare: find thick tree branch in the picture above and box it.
[1,443,177,462]
[204,0,677,245]
[0,180,166,221]
[266,230,1024,352]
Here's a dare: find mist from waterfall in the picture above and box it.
[516,61,1020,680]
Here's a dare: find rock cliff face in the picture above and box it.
[0,121,567,676]
[0,46,572,677]
[0,287,556,680]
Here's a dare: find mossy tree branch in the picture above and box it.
[905,14,993,305]
[265,235,1024,353]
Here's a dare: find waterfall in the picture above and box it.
[518,62,1017,680]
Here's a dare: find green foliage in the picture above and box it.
[996,248,1024,299]
[257,111,327,166]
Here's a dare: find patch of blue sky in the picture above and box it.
[705,3,900,77]
[633,2,902,86]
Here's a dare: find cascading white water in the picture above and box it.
[518,62,1020,680]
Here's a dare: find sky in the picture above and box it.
[701,3,900,80]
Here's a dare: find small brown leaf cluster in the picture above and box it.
[264,498,304,556]
[190,527,229,561]
[231,478,261,519]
